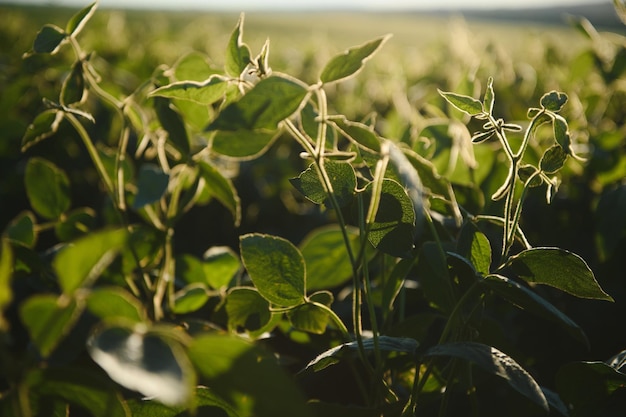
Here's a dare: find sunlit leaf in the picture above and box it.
[483,77,495,115]
[87,287,146,323]
[240,233,305,307]
[25,157,71,220]
[21,109,64,151]
[202,246,240,289]
[65,1,97,36]
[211,129,278,159]
[172,284,209,314]
[425,342,548,412]
[225,287,275,337]
[287,291,333,334]
[225,14,251,78]
[504,247,613,301]
[320,35,390,84]
[290,161,356,208]
[331,117,381,152]
[438,90,484,116]
[456,222,492,276]
[540,145,568,174]
[150,76,229,105]
[540,91,568,112]
[154,97,190,156]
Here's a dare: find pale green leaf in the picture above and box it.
[320,35,390,84]
[149,77,229,105]
[438,90,484,116]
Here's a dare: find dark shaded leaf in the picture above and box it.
[331,117,381,152]
[6,211,37,248]
[540,144,568,174]
[154,97,190,156]
[33,24,67,54]
[290,161,356,208]
[61,60,86,105]
[66,1,97,36]
[225,14,251,78]
[21,109,64,151]
[25,157,70,220]
[87,287,146,323]
[172,284,209,314]
[132,164,169,209]
[211,129,278,159]
[540,91,568,112]
[197,160,241,226]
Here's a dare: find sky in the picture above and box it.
[10,0,609,11]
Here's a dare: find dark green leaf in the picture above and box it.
[518,165,543,187]
[132,164,169,209]
[240,233,306,307]
[425,342,548,412]
[211,129,278,159]
[20,294,81,358]
[471,130,495,144]
[6,211,37,248]
[305,336,418,372]
[320,35,389,83]
[553,114,572,156]
[189,334,313,417]
[415,242,455,313]
[172,284,209,314]
[290,161,356,208]
[225,14,251,78]
[154,97,190,156]
[55,207,97,241]
[288,291,333,334]
[53,228,127,294]
[61,61,86,105]
[127,386,240,417]
[301,226,362,291]
[540,91,568,112]
[207,76,308,131]
[540,145,568,174]
[65,1,97,36]
[484,274,588,347]
[197,160,241,226]
[438,90,484,116]
[87,287,146,323]
[87,324,194,406]
[33,24,67,54]
[25,157,71,220]
[365,179,415,257]
[150,77,229,105]
[331,117,381,152]
[225,287,274,336]
[21,109,64,151]
[504,247,613,301]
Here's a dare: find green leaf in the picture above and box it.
[149,76,229,105]
[61,60,86,105]
[225,14,251,78]
[556,361,626,414]
[6,211,37,248]
[65,1,97,36]
[518,165,543,188]
[240,233,306,307]
[305,336,418,372]
[483,77,495,114]
[504,247,613,301]
[540,145,568,174]
[53,228,128,294]
[540,91,568,112]
[320,35,390,84]
[211,129,278,159]
[127,386,240,417]
[154,97,190,157]
[290,161,356,208]
[415,242,455,313]
[207,76,308,131]
[471,129,495,144]
[225,287,274,336]
[552,114,578,160]
[331,117,381,152]
[595,184,626,260]
[0,240,13,316]
[438,90,484,116]
[172,284,209,314]
[33,24,67,54]
[189,334,313,417]
[424,342,548,412]
[28,367,128,417]
[484,274,588,347]
[87,324,194,406]
[86,287,146,323]
[202,246,240,289]
[20,294,81,358]
[174,52,220,82]
[21,109,64,151]
[55,207,97,241]
[132,164,169,209]
[365,179,415,257]
[300,226,361,291]
[197,160,241,227]
[457,222,492,276]
[25,158,71,220]
[288,291,333,334]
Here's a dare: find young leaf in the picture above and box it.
[424,342,549,412]
[6,211,37,248]
[240,233,306,307]
[25,157,71,220]
[20,294,82,358]
[225,14,251,78]
[300,226,362,291]
[86,287,146,323]
[65,1,97,36]
[504,247,613,301]
[149,76,229,105]
[197,160,241,227]
[438,90,484,116]
[21,109,64,151]
[287,291,333,334]
[53,228,127,294]
[290,161,356,208]
[320,35,390,84]
[132,164,169,209]
[483,77,495,115]
[540,91,568,112]
[484,274,589,347]
[207,75,308,131]
[32,24,67,54]
[225,287,273,335]
[88,324,195,406]
[211,129,278,159]
[552,114,577,158]
[457,222,492,276]
[540,144,568,174]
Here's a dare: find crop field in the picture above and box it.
[1,2,625,417]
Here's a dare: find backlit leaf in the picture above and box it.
[457,222,492,276]
[87,287,146,323]
[320,35,390,84]
[65,1,97,36]
[240,234,305,307]
[154,97,190,156]
[25,157,70,220]
[21,109,63,151]
[540,91,568,112]
[55,207,97,242]
[197,160,241,226]
[225,287,274,336]
[439,90,484,116]
[483,77,495,114]
[504,247,613,301]
[172,284,209,314]
[225,14,251,78]
[33,24,67,54]
[203,246,240,289]
[60,60,86,105]
[425,342,548,412]
[150,77,229,105]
